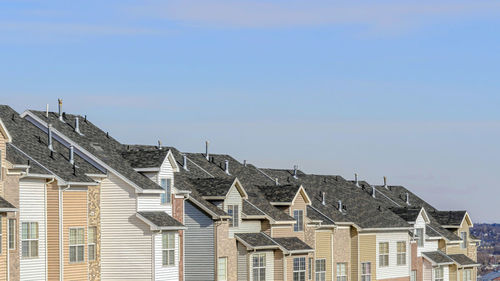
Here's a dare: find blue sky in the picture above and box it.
[1,0,500,222]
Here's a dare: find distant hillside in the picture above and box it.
[471,223,500,276]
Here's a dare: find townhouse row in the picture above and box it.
[0,103,479,281]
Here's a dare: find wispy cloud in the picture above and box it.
[128,0,500,31]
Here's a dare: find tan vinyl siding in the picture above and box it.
[350,227,359,281]
[0,216,7,281]
[359,234,376,281]
[290,191,307,241]
[46,181,60,281]
[272,225,294,238]
[63,190,88,281]
[274,250,284,281]
[316,231,333,281]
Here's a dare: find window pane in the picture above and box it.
[168,233,175,249]
[22,223,28,240]
[169,249,175,265]
[162,250,167,265]
[78,245,84,261]
[31,240,38,257]
[89,244,95,261]
[22,241,29,257]
[9,219,15,249]
[70,229,76,245]
[233,205,239,227]
[31,223,38,239]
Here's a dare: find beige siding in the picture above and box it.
[274,250,284,281]
[0,216,7,281]
[63,190,88,281]
[359,234,376,281]
[449,264,457,281]
[46,181,60,281]
[272,225,294,238]
[316,230,333,281]
[100,173,152,280]
[350,227,358,281]
[290,191,307,241]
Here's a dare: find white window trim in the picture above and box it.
[228,205,239,228]
[293,257,306,281]
[461,231,468,249]
[362,262,372,281]
[315,259,326,281]
[379,242,389,267]
[416,228,424,247]
[69,227,85,263]
[21,222,39,259]
[336,263,347,281]
[218,257,227,281]
[434,266,444,281]
[397,241,406,266]
[160,178,172,205]
[463,269,472,281]
[88,226,96,261]
[293,210,304,232]
[162,232,175,267]
[8,219,15,250]
[252,253,266,281]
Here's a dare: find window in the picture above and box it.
[8,219,15,249]
[293,210,304,232]
[21,222,38,258]
[308,257,313,280]
[463,269,472,281]
[227,205,239,228]
[70,228,85,263]
[218,257,227,281]
[252,253,266,281]
[293,257,306,281]
[0,148,2,180]
[434,266,444,281]
[379,242,389,267]
[415,228,424,247]
[336,263,347,281]
[461,231,468,249]
[162,232,175,266]
[160,178,172,204]
[410,270,417,281]
[397,241,406,265]
[88,226,96,261]
[316,259,326,281]
[362,262,371,281]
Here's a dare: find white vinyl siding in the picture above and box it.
[19,178,46,281]
[101,174,152,280]
[225,185,243,238]
[155,232,179,281]
[137,194,171,213]
[376,232,411,280]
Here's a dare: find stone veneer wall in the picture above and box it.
[173,196,184,281]
[216,220,237,281]
[88,184,101,281]
[4,161,20,281]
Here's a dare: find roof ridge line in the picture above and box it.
[309,205,336,225]
[255,167,277,183]
[184,156,215,178]
[374,186,402,207]
[8,143,56,178]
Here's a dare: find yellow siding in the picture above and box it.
[291,191,308,241]
[316,231,333,281]
[359,234,376,281]
[0,216,7,281]
[446,244,466,255]
[47,181,60,281]
[272,225,294,238]
[274,250,284,281]
[63,190,88,281]
[350,228,359,281]
[449,265,457,281]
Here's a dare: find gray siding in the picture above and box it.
[237,242,248,281]
[185,200,215,281]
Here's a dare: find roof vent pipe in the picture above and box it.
[158,140,162,150]
[384,176,388,189]
[406,192,410,205]
[205,141,210,160]
[372,186,376,198]
[69,145,75,165]
[46,104,49,118]
[224,160,230,175]
[275,178,279,186]
[47,124,54,151]
[74,117,81,135]
[182,154,188,171]
[58,98,63,121]
[355,173,359,187]
[322,192,326,205]
[243,160,247,167]
[293,165,298,179]
[338,200,343,212]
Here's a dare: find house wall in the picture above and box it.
[285,254,314,281]
[172,195,184,281]
[271,225,294,238]
[334,227,352,281]
[216,220,237,281]
[137,194,171,213]
[274,250,284,281]
[289,192,308,241]
[184,200,215,281]
[316,230,333,281]
[19,178,47,281]
[62,189,88,281]
[261,220,271,236]
[422,259,432,281]
[448,264,457,281]
[100,173,152,280]
[88,184,101,281]
[4,161,20,281]
[237,242,247,281]
[359,234,376,281]
[376,231,410,280]
[46,180,60,281]
[154,231,179,281]
[350,227,359,281]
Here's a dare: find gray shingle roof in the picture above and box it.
[242,200,266,217]
[448,254,479,266]
[121,145,171,168]
[307,206,335,225]
[0,106,102,184]
[188,178,235,197]
[273,237,313,252]
[27,110,161,190]
[0,196,16,210]
[422,251,454,265]
[137,211,185,228]
[389,207,422,222]
[235,233,278,249]
[258,184,300,203]
[426,225,441,237]
[431,211,467,226]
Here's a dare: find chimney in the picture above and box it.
[355,173,359,187]
[47,124,54,151]
[275,178,279,186]
[69,145,74,165]
[224,160,230,175]
[384,176,388,189]
[58,98,63,121]
[406,192,410,205]
[205,141,210,160]
[74,117,81,135]
[293,165,298,179]
[158,140,162,150]
[182,154,188,171]
[46,104,49,118]
[372,186,376,198]
[338,200,343,212]
[322,192,326,206]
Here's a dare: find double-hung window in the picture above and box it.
[8,219,15,250]
[461,231,468,249]
[415,228,424,247]
[162,232,175,266]
[218,257,227,281]
[228,205,239,227]
[336,263,347,281]
[293,210,303,232]
[315,259,326,281]
[293,257,306,281]
[21,222,38,258]
[88,226,96,261]
[463,269,472,281]
[410,270,417,281]
[362,262,371,281]
[0,148,2,180]
[160,178,172,204]
[70,227,85,263]
[434,266,444,281]
[379,242,389,267]
[252,253,266,281]
[397,241,406,265]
